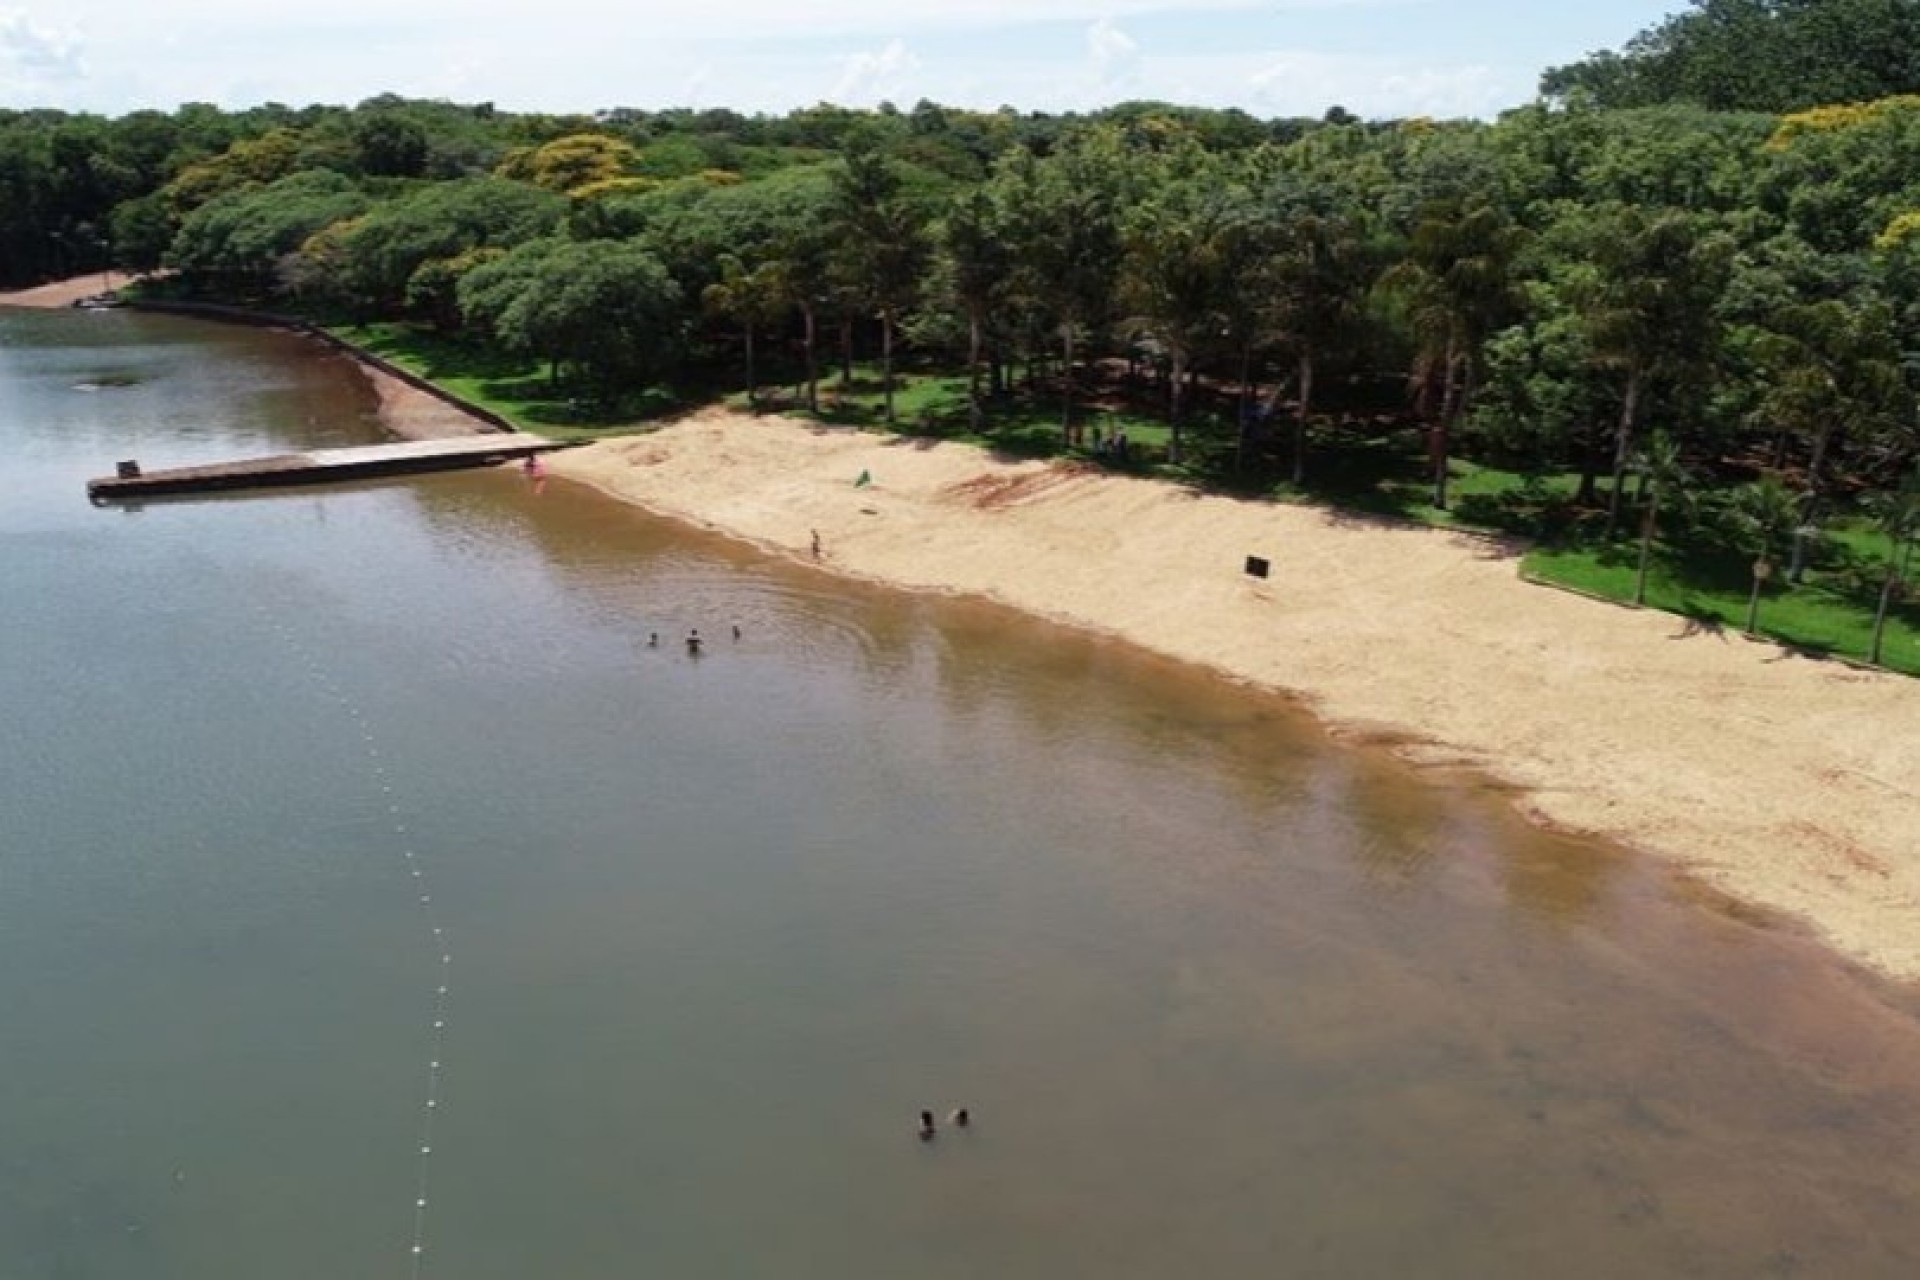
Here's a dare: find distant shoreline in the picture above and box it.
[0,274,499,442]
[0,272,135,308]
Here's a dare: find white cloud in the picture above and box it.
[830,38,921,105]
[1088,17,1138,77]
[0,8,85,81]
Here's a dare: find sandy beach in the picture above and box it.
[547,411,1920,982]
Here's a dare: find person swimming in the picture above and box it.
[949,1107,970,1128]
[686,629,703,655]
[918,1109,937,1141]
[647,632,659,648]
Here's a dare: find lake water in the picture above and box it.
[4,307,1920,1279]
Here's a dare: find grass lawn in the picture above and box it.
[331,323,683,442]
[1523,533,1920,677]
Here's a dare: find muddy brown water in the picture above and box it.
[3,308,1917,1278]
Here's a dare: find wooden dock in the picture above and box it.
[86,434,566,503]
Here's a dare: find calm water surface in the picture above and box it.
[4,308,1919,1278]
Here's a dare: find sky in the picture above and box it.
[1,1,1689,122]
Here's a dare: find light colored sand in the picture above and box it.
[0,272,135,308]
[548,409,1920,981]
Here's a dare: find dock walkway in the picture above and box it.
[87,434,565,502]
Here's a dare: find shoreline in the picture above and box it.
[545,410,1920,983]
[16,276,1917,983]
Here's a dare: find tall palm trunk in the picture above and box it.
[1870,538,1915,665]
[881,308,896,426]
[801,301,819,413]
[1430,339,1463,510]
[1060,321,1076,441]
[1607,366,1643,534]
[1635,497,1659,605]
[742,322,758,408]
[967,309,984,434]
[1292,350,1315,487]
[1168,344,1187,465]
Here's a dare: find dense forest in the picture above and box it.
[7,0,1920,665]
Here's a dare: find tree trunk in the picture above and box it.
[1745,571,1764,636]
[1060,321,1076,442]
[1635,498,1657,606]
[1606,365,1643,534]
[1431,342,1462,511]
[1870,539,1915,665]
[1788,493,1815,583]
[1168,345,1187,466]
[743,323,757,408]
[801,302,819,414]
[839,315,853,390]
[881,309,896,426]
[967,309,984,434]
[1576,424,1602,507]
[1292,350,1315,488]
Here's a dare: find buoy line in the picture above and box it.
[254,600,452,1275]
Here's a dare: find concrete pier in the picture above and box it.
[87,434,566,503]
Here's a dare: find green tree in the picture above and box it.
[1732,476,1802,635]
[1259,176,1372,485]
[459,237,684,398]
[1748,296,1906,579]
[1564,204,1729,532]
[830,144,929,425]
[992,128,1129,441]
[1118,155,1254,465]
[932,186,1015,432]
[702,254,789,406]
[1866,466,1920,665]
[1382,197,1524,509]
[1631,430,1694,605]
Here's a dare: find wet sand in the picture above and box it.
[544,410,1920,982]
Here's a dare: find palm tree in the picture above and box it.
[1866,466,1920,666]
[701,255,787,408]
[1750,297,1905,581]
[1573,206,1730,534]
[1631,429,1692,606]
[1733,476,1801,636]
[936,188,1013,434]
[832,145,929,427]
[1119,168,1253,466]
[1260,180,1371,486]
[1382,197,1523,510]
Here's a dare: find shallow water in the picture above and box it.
[3,307,1919,1278]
